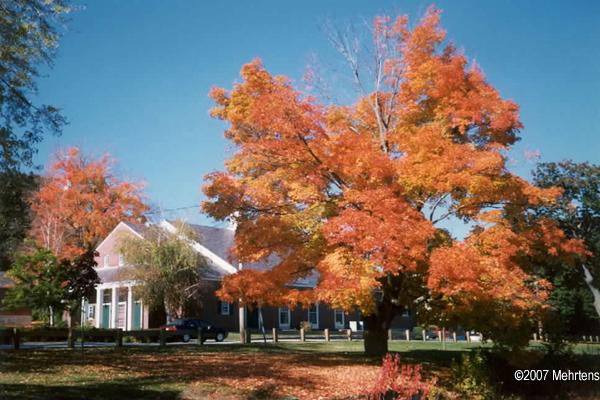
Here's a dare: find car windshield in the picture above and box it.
[170,320,186,326]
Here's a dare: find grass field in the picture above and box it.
[1,341,599,399]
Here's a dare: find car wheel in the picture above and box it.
[182,334,190,343]
[216,332,225,342]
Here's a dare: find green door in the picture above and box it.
[102,305,111,328]
[132,302,142,330]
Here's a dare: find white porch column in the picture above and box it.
[126,285,133,331]
[239,303,247,343]
[237,262,247,343]
[95,286,102,328]
[111,287,118,329]
[81,298,86,327]
[142,301,148,329]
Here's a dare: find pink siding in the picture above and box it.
[95,223,138,268]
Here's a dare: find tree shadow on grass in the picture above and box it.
[0,381,181,400]
[1,380,293,400]
[0,347,326,399]
[0,344,497,400]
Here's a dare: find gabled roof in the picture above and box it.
[96,219,318,287]
[184,222,273,271]
[187,224,236,264]
[158,220,238,276]
[186,222,316,286]
[96,263,223,284]
[164,221,318,286]
[121,221,153,237]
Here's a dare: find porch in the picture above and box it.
[84,282,147,330]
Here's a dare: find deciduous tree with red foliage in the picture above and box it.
[30,147,148,259]
[203,7,587,355]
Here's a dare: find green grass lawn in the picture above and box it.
[240,339,491,359]
[1,341,599,399]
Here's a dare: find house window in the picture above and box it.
[103,255,110,267]
[308,304,319,329]
[219,301,230,316]
[102,289,112,304]
[401,309,410,317]
[279,307,291,329]
[334,309,345,329]
[118,254,124,266]
[118,287,128,302]
[88,304,96,320]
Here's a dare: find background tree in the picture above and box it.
[0,0,69,170]
[532,161,600,335]
[118,221,208,321]
[30,147,148,259]
[204,7,586,355]
[3,246,98,328]
[14,147,145,332]
[0,0,71,269]
[0,171,37,270]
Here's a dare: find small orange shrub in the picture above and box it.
[367,353,436,400]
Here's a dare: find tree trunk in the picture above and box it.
[164,299,174,323]
[363,314,391,356]
[364,325,389,356]
[361,273,410,356]
[583,264,600,317]
[67,309,75,349]
[258,306,267,346]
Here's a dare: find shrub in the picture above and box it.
[411,326,424,340]
[367,353,436,400]
[451,351,498,400]
[299,321,312,332]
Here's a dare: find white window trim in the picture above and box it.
[278,307,291,330]
[117,301,127,329]
[220,301,230,316]
[334,309,345,329]
[102,288,112,305]
[118,254,124,267]
[103,254,110,267]
[88,304,96,320]
[308,303,319,329]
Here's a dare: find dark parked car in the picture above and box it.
[161,319,228,343]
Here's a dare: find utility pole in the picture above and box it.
[258,306,267,346]
[239,302,248,343]
[237,260,249,343]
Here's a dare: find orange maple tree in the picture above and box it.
[30,147,148,259]
[203,7,586,354]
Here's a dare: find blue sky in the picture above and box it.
[35,0,600,227]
